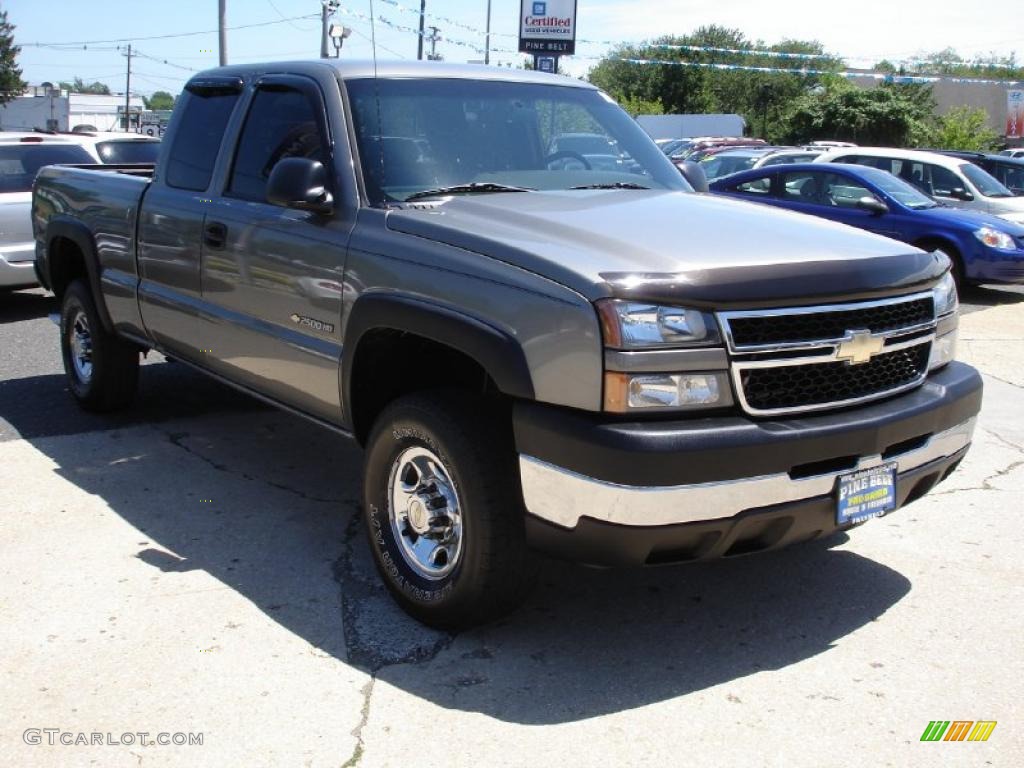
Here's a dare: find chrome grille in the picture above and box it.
[718,292,937,416]
[728,297,934,347]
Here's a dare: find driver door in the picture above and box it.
[199,75,353,422]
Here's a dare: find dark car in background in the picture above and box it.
[698,147,823,181]
[932,150,1024,196]
[710,162,1024,286]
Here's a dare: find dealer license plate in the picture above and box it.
[836,462,897,525]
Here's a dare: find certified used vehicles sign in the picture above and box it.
[518,0,578,54]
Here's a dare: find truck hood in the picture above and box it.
[386,190,946,308]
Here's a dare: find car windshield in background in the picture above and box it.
[96,140,161,164]
[344,78,688,204]
[700,153,761,180]
[960,162,1013,198]
[857,166,938,209]
[0,144,94,192]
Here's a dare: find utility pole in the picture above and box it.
[427,26,440,60]
[321,1,339,59]
[123,44,132,132]
[218,0,227,65]
[484,0,492,65]
[417,0,425,60]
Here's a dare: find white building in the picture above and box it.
[0,85,145,133]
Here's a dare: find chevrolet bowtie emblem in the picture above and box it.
[836,330,885,365]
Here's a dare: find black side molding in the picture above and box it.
[45,216,115,332]
[342,292,535,414]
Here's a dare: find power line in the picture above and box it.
[24,14,320,47]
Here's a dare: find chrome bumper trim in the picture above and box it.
[519,417,975,529]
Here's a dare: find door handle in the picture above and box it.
[204,221,227,249]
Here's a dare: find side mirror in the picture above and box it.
[266,157,334,214]
[678,160,709,193]
[856,196,888,215]
[950,187,974,201]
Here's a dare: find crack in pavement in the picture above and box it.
[341,676,374,768]
[162,429,344,504]
[332,514,457,766]
[930,429,1024,496]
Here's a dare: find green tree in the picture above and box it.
[58,77,111,95]
[0,6,25,105]
[587,26,842,141]
[929,106,1002,151]
[616,94,664,118]
[873,48,1024,81]
[144,90,175,110]
[782,79,936,146]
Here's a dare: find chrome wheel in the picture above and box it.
[68,309,93,383]
[387,446,464,580]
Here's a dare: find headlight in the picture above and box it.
[604,371,732,412]
[973,226,1016,251]
[932,270,958,317]
[597,300,720,348]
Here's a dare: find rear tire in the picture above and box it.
[60,280,139,412]
[362,391,536,630]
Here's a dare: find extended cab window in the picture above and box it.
[227,87,328,203]
[165,89,239,191]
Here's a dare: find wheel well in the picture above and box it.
[48,236,88,301]
[913,237,960,266]
[349,329,498,445]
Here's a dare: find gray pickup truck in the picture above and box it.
[32,61,982,628]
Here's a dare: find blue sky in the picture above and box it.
[8,0,1023,96]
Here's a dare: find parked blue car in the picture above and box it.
[709,162,1024,285]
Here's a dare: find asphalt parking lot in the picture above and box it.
[1,285,1022,767]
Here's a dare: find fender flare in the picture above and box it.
[341,293,535,421]
[45,217,114,332]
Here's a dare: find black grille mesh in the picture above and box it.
[740,344,930,412]
[729,297,934,347]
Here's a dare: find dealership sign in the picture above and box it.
[1008,90,1023,139]
[519,0,578,55]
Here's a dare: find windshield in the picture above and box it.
[960,162,1013,198]
[96,140,161,164]
[857,166,937,209]
[0,144,94,192]
[344,78,688,204]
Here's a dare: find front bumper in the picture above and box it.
[0,242,38,288]
[515,361,982,566]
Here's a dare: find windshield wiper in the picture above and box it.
[569,182,651,190]
[404,182,535,202]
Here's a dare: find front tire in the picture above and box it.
[362,392,535,629]
[60,280,139,412]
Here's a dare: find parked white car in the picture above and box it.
[1000,148,1024,159]
[0,134,94,290]
[815,146,1024,224]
